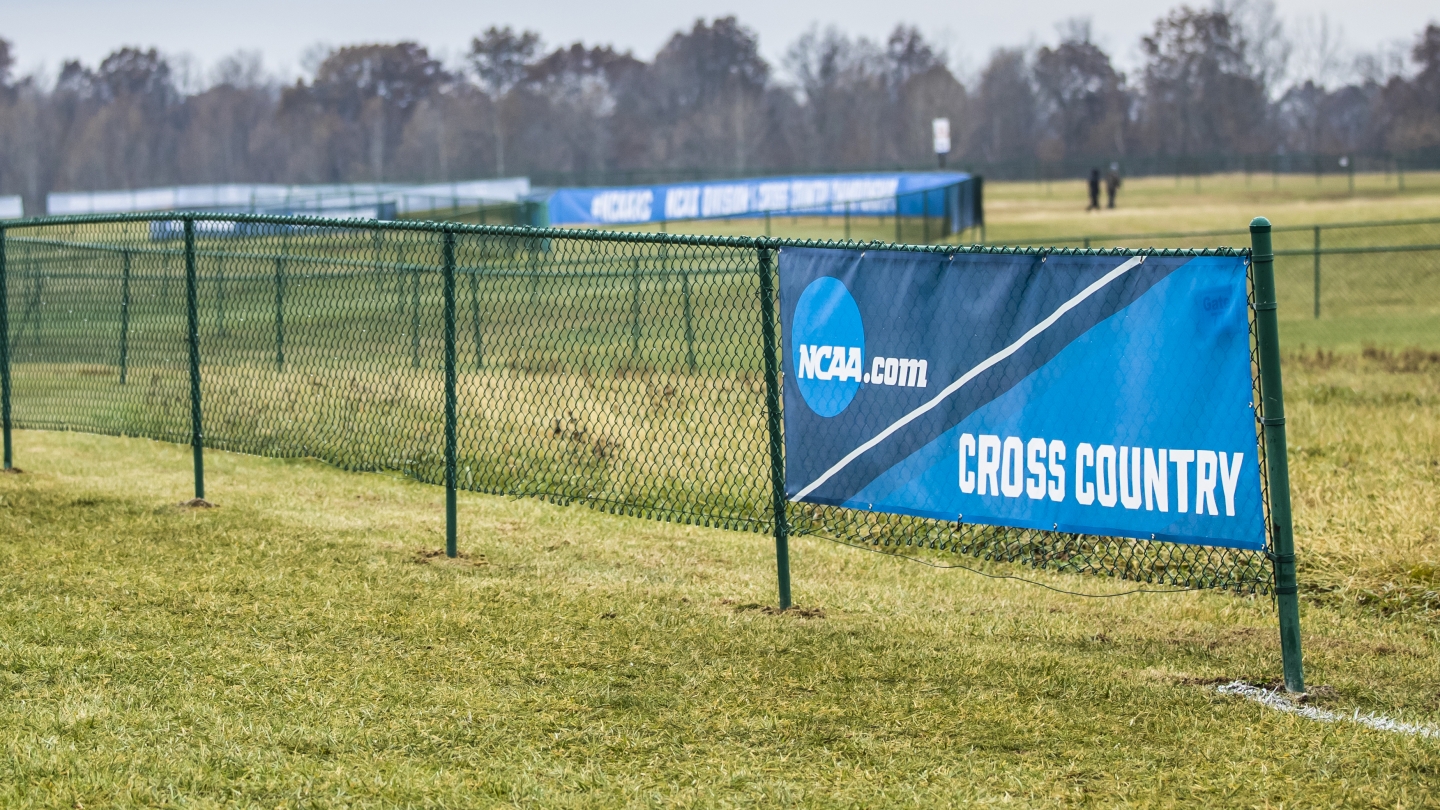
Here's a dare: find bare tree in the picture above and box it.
[1,10,1439,207]
[467,27,542,176]
[1034,26,1129,160]
[1138,7,1270,157]
[648,17,770,172]
[785,27,889,167]
[974,49,1039,164]
[1379,24,1440,153]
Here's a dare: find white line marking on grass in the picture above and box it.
[1217,681,1439,738]
[792,255,1147,502]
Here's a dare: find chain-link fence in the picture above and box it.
[1016,215,1440,251]
[1011,218,1440,351]
[0,213,1277,598]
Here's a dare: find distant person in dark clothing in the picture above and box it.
[1087,168,1101,211]
[1105,165,1122,209]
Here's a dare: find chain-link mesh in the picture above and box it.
[1009,216,1440,252]
[1009,219,1440,352]
[1,213,1272,593]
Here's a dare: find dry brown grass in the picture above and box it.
[1285,348,1440,612]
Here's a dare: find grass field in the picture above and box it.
[1,348,1437,806]
[637,171,1440,350]
[1,179,1438,804]
[0,417,1436,807]
[984,170,1440,244]
[645,171,1440,244]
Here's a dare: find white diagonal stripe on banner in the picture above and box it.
[790,255,1146,503]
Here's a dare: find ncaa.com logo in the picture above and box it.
[791,277,929,418]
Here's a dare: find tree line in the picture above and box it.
[0,4,1437,213]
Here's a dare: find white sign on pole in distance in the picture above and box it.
[932,118,951,155]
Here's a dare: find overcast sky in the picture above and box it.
[1,0,1434,84]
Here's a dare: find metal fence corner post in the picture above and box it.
[274,254,285,373]
[183,216,205,500]
[442,227,459,559]
[922,191,930,244]
[629,255,643,362]
[755,243,791,610]
[0,225,11,471]
[119,249,131,385]
[671,241,698,373]
[976,176,986,244]
[1250,216,1305,694]
[468,246,483,372]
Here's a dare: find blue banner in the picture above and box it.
[544,172,973,227]
[780,248,1265,550]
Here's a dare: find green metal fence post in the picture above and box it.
[469,262,483,371]
[755,243,791,610]
[119,250,131,385]
[371,229,385,303]
[183,217,205,501]
[976,176,986,245]
[0,226,11,471]
[894,194,902,243]
[1312,226,1322,319]
[20,242,41,348]
[1250,217,1305,694]
[274,256,285,373]
[844,201,851,241]
[526,238,540,308]
[396,242,407,317]
[629,255,642,362]
[678,248,697,373]
[442,228,458,559]
[216,254,227,338]
[410,260,422,369]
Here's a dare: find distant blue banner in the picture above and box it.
[545,172,973,227]
[780,248,1265,550]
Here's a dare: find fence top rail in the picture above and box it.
[1272,242,1440,256]
[5,234,762,280]
[0,210,1250,258]
[1012,214,1440,246]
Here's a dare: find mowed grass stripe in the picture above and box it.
[0,429,1435,807]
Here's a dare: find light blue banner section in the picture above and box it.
[544,172,970,226]
[838,257,1264,549]
[48,179,532,216]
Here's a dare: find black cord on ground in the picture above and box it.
[818,535,1208,598]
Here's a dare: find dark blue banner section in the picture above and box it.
[779,247,1265,551]
[544,172,972,227]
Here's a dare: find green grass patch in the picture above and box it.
[1282,313,1440,352]
[616,173,1440,349]
[0,407,1436,806]
[2,183,1439,804]
[624,171,1440,245]
[982,170,1440,244]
